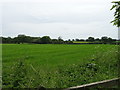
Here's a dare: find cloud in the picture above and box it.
[1,0,118,39]
[3,21,117,39]
[0,0,114,4]
[2,2,113,24]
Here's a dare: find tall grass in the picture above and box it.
[2,44,118,88]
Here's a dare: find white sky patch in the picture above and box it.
[0,0,115,4]
[3,21,117,40]
[1,0,118,39]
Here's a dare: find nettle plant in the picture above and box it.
[111,1,120,27]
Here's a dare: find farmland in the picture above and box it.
[2,44,118,88]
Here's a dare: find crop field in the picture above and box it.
[73,41,91,43]
[2,44,119,88]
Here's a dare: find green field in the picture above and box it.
[2,44,119,88]
[73,41,91,43]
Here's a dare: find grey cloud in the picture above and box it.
[1,0,117,39]
[3,13,109,25]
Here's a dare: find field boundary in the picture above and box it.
[70,43,119,45]
[65,78,120,89]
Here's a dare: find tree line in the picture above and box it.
[1,34,119,44]
[74,36,118,44]
[1,34,72,44]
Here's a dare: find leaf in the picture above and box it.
[110,5,117,10]
[111,1,120,27]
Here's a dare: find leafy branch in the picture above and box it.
[110,1,120,27]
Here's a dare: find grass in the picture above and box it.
[73,41,91,43]
[2,44,119,88]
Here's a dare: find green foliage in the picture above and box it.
[41,36,52,44]
[2,35,118,44]
[55,47,118,88]
[111,1,120,27]
[2,44,118,88]
[2,59,27,88]
[86,37,95,42]
[2,59,45,88]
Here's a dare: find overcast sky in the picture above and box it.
[0,0,118,40]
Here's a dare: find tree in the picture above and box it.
[24,36,33,43]
[32,37,41,44]
[58,36,64,44]
[75,39,80,41]
[111,1,120,27]
[68,39,71,41]
[0,37,2,43]
[41,36,51,44]
[95,38,100,42]
[107,37,114,43]
[86,37,95,42]
[72,39,75,41]
[79,39,85,41]
[16,34,26,44]
[101,36,110,44]
[2,37,13,43]
[14,34,33,44]
[51,39,59,44]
